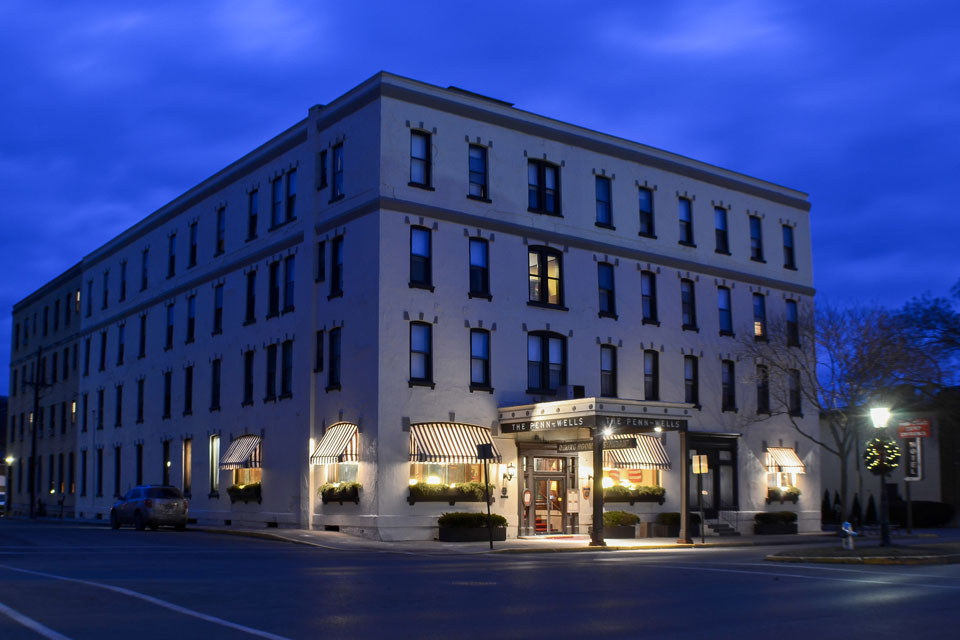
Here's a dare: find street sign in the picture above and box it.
[897,419,931,438]
[904,437,923,482]
[692,454,708,474]
[556,438,636,453]
[476,443,495,459]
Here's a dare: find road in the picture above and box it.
[1,520,958,639]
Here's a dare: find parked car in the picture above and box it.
[110,485,188,530]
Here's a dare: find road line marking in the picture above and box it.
[0,600,72,640]
[0,564,291,639]
[724,561,960,580]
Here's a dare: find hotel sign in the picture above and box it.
[556,438,636,453]
[500,414,686,434]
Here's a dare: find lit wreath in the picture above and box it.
[863,437,901,475]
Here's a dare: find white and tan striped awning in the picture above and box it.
[603,434,671,470]
[219,434,262,470]
[409,423,501,464]
[766,447,805,474]
[310,422,358,465]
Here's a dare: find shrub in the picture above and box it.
[821,489,833,523]
[849,493,863,525]
[455,482,495,500]
[603,510,640,527]
[755,511,798,525]
[318,482,361,499]
[603,485,633,499]
[634,485,666,497]
[865,495,878,524]
[226,482,261,502]
[656,512,701,526]
[438,512,507,528]
[408,482,494,501]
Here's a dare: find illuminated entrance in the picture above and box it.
[518,447,579,536]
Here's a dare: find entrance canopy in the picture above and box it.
[766,447,805,474]
[498,397,692,436]
[219,434,262,470]
[310,422,358,465]
[604,434,671,470]
[409,423,502,464]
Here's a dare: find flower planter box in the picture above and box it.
[654,523,700,538]
[603,490,666,506]
[602,524,636,539]
[408,485,494,505]
[321,485,360,505]
[438,527,507,542]
[754,523,798,535]
[766,490,799,505]
[226,484,262,504]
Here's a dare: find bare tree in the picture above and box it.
[737,302,940,519]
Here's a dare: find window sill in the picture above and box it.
[598,312,618,320]
[408,380,436,389]
[187,262,197,270]
[265,312,279,320]
[526,301,568,311]
[722,407,738,414]
[241,401,254,407]
[184,339,195,345]
[268,219,296,233]
[468,292,492,300]
[469,385,494,394]
[246,235,258,243]
[263,396,277,404]
[328,195,344,204]
[182,411,192,417]
[161,415,170,420]
[408,282,435,292]
[719,331,736,338]
[783,265,798,271]
[715,249,731,256]
[209,406,221,413]
[164,346,173,352]
[595,222,616,231]
[789,411,804,418]
[787,342,801,349]
[167,274,175,280]
[317,183,328,191]
[754,335,768,342]
[526,388,558,396]
[211,330,222,337]
[678,241,697,248]
[279,393,292,400]
[466,194,491,203]
[751,257,767,264]
[528,208,562,217]
[214,249,225,257]
[328,291,343,301]
[637,232,657,239]
[757,409,771,416]
[408,182,435,191]
[682,325,700,333]
[282,306,295,314]
[325,384,341,392]
[642,319,660,327]
[135,419,143,425]
[243,319,256,326]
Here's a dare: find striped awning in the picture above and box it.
[766,447,805,474]
[603,434,671,470]
[310,422,359,465]
[409,423,502,464]
[219,434,262,470]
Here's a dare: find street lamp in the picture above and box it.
[870,407,892,546]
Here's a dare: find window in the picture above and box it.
[119,261,127,301]
[215,207,226,255]
[786,300,800,347]
[209,435,221,494]
[80,450,87,496]
[410,131,431,187]
[409,227,432,289]
[210,359,221,410]
[245,271,256,324]
[271,176,282,227]
[600,345,617,398]
[528,160,560,215]
[58,453,64,493]
[714,207,729,254]
[162,440,171,486]
[409,322,433,385]
[684,355,699,405]
[468,145,488,199]
[749,292,768,341]
[331,143,344,200]
[721,360,736,411]
[168,233,176,278]
[141,249,149,290]
[643,350,659,401]
[102,271,110,309]
[638,188,655,236]
[113,447,121,497]
[678,197,694,245]
[114,385,123,427]
[782,225,796,269]
[96,449,103,497]
[247,189,259,240]
[328,328,341,388]
[316,241,326,282]
[314,330,324,372]
[188,222,198,268]
[268,262,280,316]
[788,369,802,415]
[184,365,193,415]
[470,329,490,389]
[718,287,733,335]
[285,169,297,222]
[681,279,697,330]
[182,438,192,497]
[136,378,144,423]
[468,238,489,298]
[330,236,344,297]
[283,256,295,311]
[165,304,174,350]
[117,324,125,365]
[756,365,770,414]
[242,351,254,405]
[96,389,104,429]
[595,176,612,227]
[135,444,143,486]
[82,394,88,432]
[265,344,277,400]
[186,295,196,343]
[641,271,658,324]
[163,371,172,418]
[98,331,107,371]
[281,340,293,397]
[138,314,147,358]
[749,216,764,261]
[597,262,616,317]
[86,280,93,316]
[318,150,328,189]
[527,332,565,393]
[51,352,58,382]
[213,284,223,335]
[69,452,75,494]
[528,247,563,306]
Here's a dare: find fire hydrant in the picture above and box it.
[841,521,858,550]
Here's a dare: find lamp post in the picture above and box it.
[870,407,892,547]
[4,456,12,515]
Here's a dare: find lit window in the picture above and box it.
[528,247,563,306]
[753,293,766,339]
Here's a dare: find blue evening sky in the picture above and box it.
[2,1,958,390]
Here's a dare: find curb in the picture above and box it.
[766,554,960,566]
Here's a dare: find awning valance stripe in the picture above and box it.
[766,447,805,474]
[409,423,501,464]
[219,435,262,470]
[310,422,359,465]
[603,434,671,470]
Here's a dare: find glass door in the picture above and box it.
[534,477,565,534]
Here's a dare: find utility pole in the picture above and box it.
[22,346,49,519]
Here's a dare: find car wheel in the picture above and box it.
[110,510,120,530]
[134,511,145,531]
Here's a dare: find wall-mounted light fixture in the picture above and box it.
[503,462,516,482]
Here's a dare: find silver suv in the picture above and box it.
[110,485,188,530]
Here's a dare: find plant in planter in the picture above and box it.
[318,481,361,504]
[766,486,801,504]
[754,510,798,534]
[601,510,640,539]
[602,484,666,505]
[408,482,495,505]
[653,512,701,537]
[437,511,508,542]
[226,482,261,504]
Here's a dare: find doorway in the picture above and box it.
[518,450,578,536]
[689,436,738,519]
